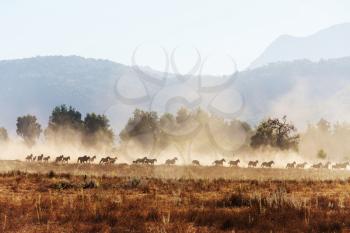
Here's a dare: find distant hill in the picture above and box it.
[1,56,350,135]
[250,23,350,69]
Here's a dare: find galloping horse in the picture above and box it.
[55,155,64,163]
[99,156,111,164]
[261,161,274,168]
[77,155,90,164]
[43,156,50,163]
[213,159,226,166]
[192,160,200,166]
[286,161,296,169]
[37,154,44,162]
[165,157,178,165]
[25,154,33,162]
[89,156,97,163]
[229,159,240,167]
[145,158,157,165]
[62,156,70,164]
[248,160,259,168]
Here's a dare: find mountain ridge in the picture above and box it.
[250,23,350,69]
[1,55,350,134]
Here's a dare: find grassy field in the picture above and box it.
[1,161,350,232]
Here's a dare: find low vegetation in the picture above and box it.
[0,170,350,232]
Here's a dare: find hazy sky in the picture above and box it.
[2,0,350,73]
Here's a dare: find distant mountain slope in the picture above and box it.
[0,56,127,133]
[1,56,350,135]
[250,23,350,69]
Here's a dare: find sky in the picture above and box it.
[1,0,350,73]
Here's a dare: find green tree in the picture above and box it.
[120,109,159,142]
[119,109,160,153]
[16,115,42,146]
[83,113,114,147]
[45,105,83,142]
[250,116,299,151]
[47,105,83,132]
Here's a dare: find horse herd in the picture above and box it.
[209,159,350,169]
[25,154,117,165]
[23,154,350,169]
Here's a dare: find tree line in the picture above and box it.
[14,105,114,149]
[0,104,302,154]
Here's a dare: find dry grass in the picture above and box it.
[0,162,350,232]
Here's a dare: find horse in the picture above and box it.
[133,157,147,164]
[37,154,44,162]
[108,157,118,164]
[145,158,157,165]
[213,159,226,166]
[165,157,178,165]
[55,155,64,163]
[89,156,97,163]
[286,161,296,169]
[62,156,70,164]
[99,156,111,164]
[261,161,274,168]
[77,155,90,164]
[25,154,33,162]
[228,159,240,167]
[43,156,50,163]
[296,162,307,169]
[192,160,200,166]
[248,160,259,168]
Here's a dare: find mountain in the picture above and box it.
[1,56,350,135]
[250,23,350,69]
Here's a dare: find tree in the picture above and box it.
[0,127,8,142]
[83,113,114,147]
[250,116,299,151]
[120,109,159,142]
[16,115,42,146]
[45,105,83,142]
[47,105,83,132]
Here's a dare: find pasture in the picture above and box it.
[0,161,350,232]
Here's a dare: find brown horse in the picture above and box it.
[229,159,240,167]
[261,161,274,168]
[165,157,178,165]
[192,160,200,166]
[25,154,33,162]
[213,159,226,166]
[248,160,259,168]
[43,156,50,163]
[286,161,296,169]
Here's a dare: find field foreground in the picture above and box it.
[0,163,350,232]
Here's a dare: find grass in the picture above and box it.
[0,161,350,232]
